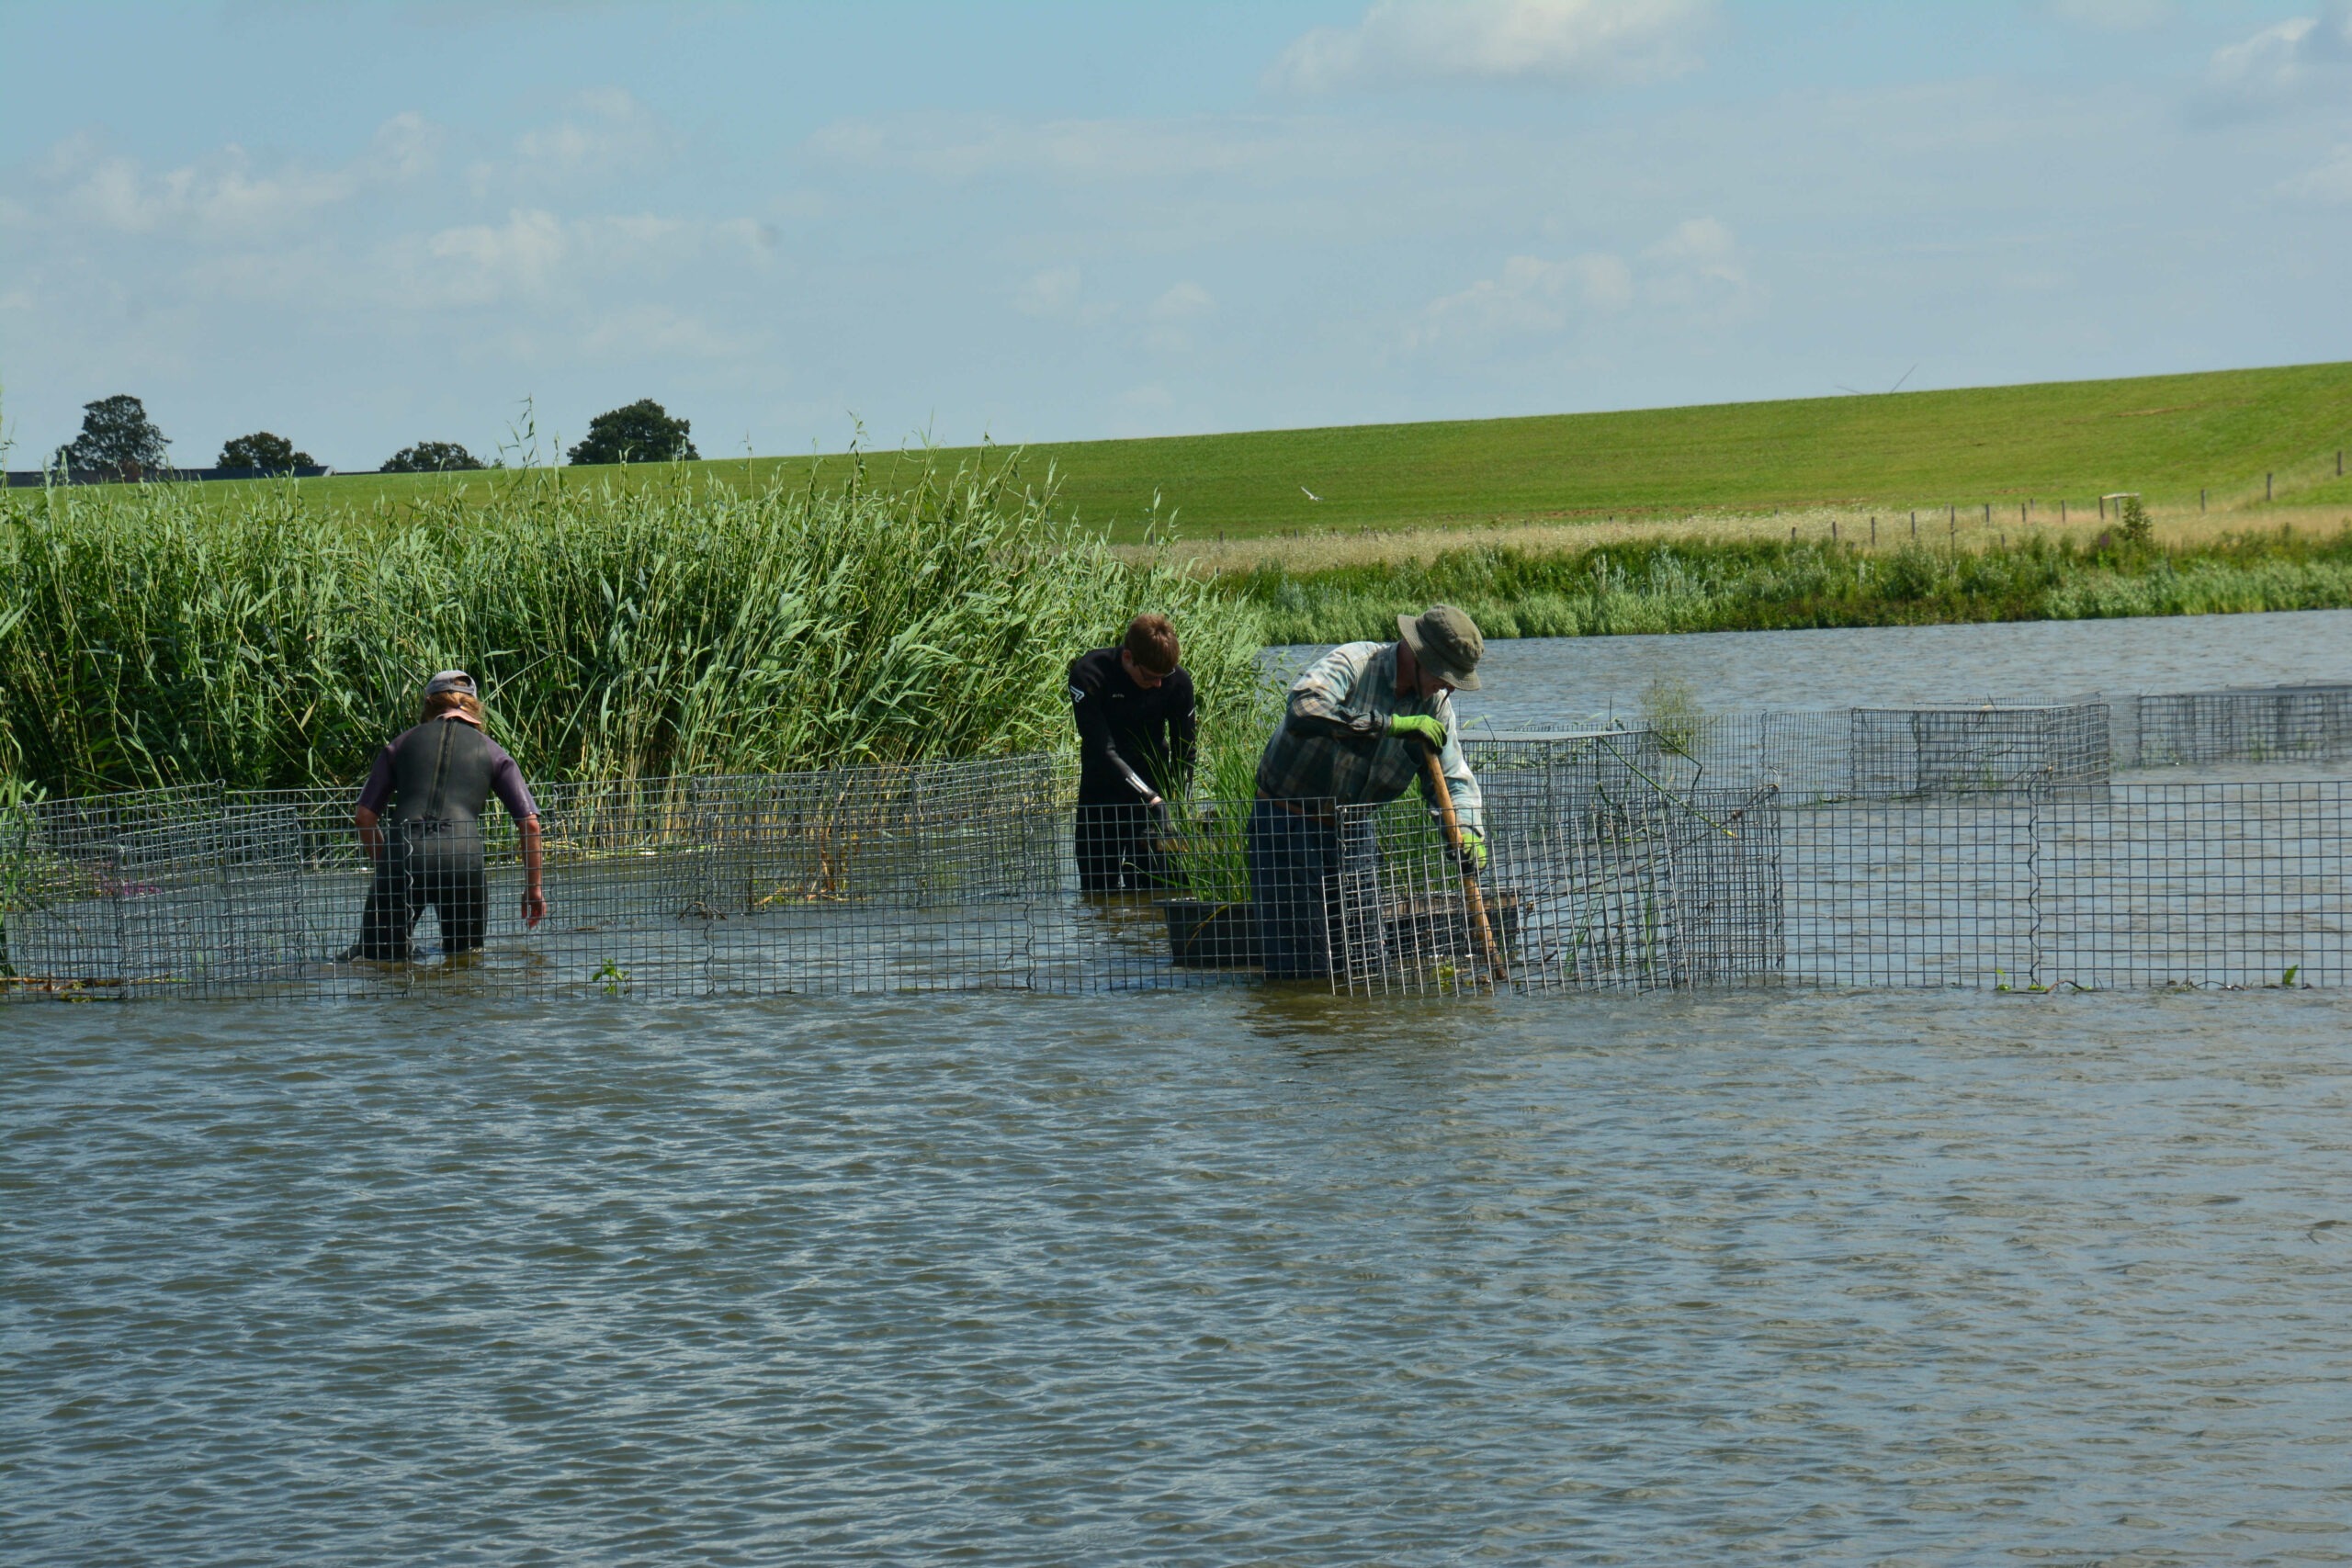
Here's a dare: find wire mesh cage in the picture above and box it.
[9,685,2352,1003]
[2120,684,2352,770]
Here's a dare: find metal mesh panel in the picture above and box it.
[10,688,2352,1002]
[2122,684,2352,769]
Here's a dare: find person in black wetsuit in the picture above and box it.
[1069,614,1197,894]
[345,670,547,961]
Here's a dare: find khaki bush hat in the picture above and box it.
[1396,604,1484,691]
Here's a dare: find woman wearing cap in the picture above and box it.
[1249,604,1488,980]
[345,671,547,962]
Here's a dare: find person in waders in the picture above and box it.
[1249,604,1488,980]
[345,671,547,961]
[1068,614,1197,894]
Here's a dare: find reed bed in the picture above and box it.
[0,459,1271,796]
[1219,523,2352,646]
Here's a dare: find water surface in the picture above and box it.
[1275,607,2352,729]
[6,988,2351,1564]
[12,609,2352,1563]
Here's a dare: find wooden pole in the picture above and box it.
[1419,744,1505,986]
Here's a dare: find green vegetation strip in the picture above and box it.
[6,466,2352,800]
[0,462,1265,796]
[1227,525,2352,646]
[198,359,2352,540]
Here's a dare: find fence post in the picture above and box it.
[2200,489,2206,513]
[2023,783,2043,992]
[1910,510,1917,538]
[2267,471,2274,501]
[1871,515,1877,547]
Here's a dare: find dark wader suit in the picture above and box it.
[354,719,503,958]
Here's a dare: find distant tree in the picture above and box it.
[55,394,170,479]
[218,432,315,472]
[566,399,697,467]
[382,440,486,474]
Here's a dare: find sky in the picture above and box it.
[2,0,2349,470]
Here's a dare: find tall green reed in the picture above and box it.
[1226,527,2352,646]
[0,457,1270,795]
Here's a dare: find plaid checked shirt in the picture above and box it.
[1253,640,1484,836]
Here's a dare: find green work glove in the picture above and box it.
[1463,832,1489,874]
[1387,714,1446,751]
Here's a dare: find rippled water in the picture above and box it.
[11,612,2352,1563]
[7,989,2352,1564]
[1275,607,2352,728]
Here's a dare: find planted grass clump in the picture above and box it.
[0,459,1269,796]
[1224,525,2352,646]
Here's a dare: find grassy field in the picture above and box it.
[184,359,2352,541]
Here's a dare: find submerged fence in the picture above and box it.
[6,683,2349,1002]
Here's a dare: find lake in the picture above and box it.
[8,610,2352,1564]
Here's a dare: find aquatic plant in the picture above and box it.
[1227,526,2352,646]
[0,457,1267,795]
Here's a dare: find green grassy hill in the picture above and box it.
[231,359,2352,540]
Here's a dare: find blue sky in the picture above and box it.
[3,1,2348,469]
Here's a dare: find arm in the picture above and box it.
[1438,705,1483,840]
[519,816,546,928]
[485,741,548,927]
[1283,643,1385,743]
[354,745,394,862]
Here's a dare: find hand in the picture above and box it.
[522,889,548,929]
[1388,714,1446,751]
[1464,833,1489,873]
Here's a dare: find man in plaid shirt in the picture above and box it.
[1250,605,1487,980]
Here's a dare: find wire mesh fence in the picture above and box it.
[6,684,2352,1002]
[2110,683,2352,770]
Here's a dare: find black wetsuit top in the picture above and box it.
[357,717,537,828]
[1068,649,1197,806]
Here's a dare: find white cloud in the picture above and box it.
[1641,215,1751,310]
[36,114,440,241]
[401,209,772,308]
[580,303,749,361]
[2204,6,2352,110]
[1145,281,1216,353]
[61,146,355,239]
[1412,252,1633,348]
[808,112,1393,184]
[1409,218,1753,352]
[1269,0,1711,93]
[369,112,446,180]
[422,208,569,302]
[1149,281,1216,320]
[2048,0,2170,30]
[514,87,679,178]
[2279,142,2352,202]
[1015,265,1082,317]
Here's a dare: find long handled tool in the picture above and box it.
[1417,740,1507,987]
